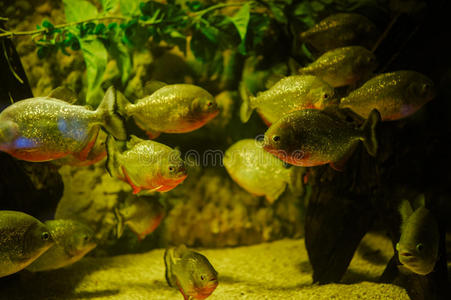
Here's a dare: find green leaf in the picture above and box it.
[63,0,98,22]
[268,2,286,23]
[42,20,54,29]
[230,3,250,42]
[100,0,118,12]
[79,38,108,106]
[109,34,132,86]
[119,0,141,16]
[229,3,251,54]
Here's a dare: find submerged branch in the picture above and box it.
[0,16,168,38]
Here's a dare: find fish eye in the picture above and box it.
[200,275,205,280]
[207,101,213,107]
[83,235,89,242]
[169,165,175,172]
[323,93,329,99]
[273,135,281,142]
[416,243,424,252]
[41,232,50,241]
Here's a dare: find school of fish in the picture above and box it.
[0,7,442,299]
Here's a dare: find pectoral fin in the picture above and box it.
[121,166,141,194]
[143,80,167,95]
[48,86,78,104]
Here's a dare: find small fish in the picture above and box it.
[114,196,165,240]
[118,83,219,139]
[224,139,305,203]
[262,109,380,169]
[396,196,439,275]
[26,219,96,272]
[240,75,335,124]
[52,129,107,166]
[0,86,126,162]
[0,210,54,278]
[106,135,187,194]
[298,46,377,87]
[300,13,379,53]
[340,71,435,121]
[164,245,218,300]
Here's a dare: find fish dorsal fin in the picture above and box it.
[126,135,144,149]
[174,244,188,258]
[412,193,426,210]
[399,199,414,224]
[48,86,78,104]
[144,80,167,95]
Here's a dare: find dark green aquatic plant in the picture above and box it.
[0,0,383,106]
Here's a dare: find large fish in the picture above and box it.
[106,135,187,194]
[164,245,218,300]
[298,46,377,87]
[300,13,379,53]
[240,75,335,124]
[118,84,219,138]
[224,139,305,203]
[0,87,126,162]
[396,196,439,275]
[262,109,380,169]
[26,219,96,272]
[0,211,54,278]
[340,70,436,121]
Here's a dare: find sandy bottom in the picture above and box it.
[1,233,413,299]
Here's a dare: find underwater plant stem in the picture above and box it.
[1,39,24,84]
[0,16,169,39]
[371,12,401,53]
[192,2,252,18]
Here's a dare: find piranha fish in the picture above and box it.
[114,196,165,240]
[0,86,126,162]
[298,46,378,87]
[262,109,380,169]
[340,71,436,121]
[53,129,107,166]
[300,13,379,53]
[26,219,96,272]
[224,139,305,203]
[106,135,187,194]
[164,244,218,300]
[240,75,335,124]
[396,196,439,275]
[0,210,54,278]
[117,83,219,139]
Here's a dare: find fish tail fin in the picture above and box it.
[239,82,254,123]
[105,135,121,178]
[115,89,132,118]
[96,86,127,141]
[164,248,174,287]
[288,167,306,197]
[113,207,125,238]
[360,109,380,157]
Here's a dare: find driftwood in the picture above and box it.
[304,1,451,299]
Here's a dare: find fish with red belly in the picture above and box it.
[340,70,436,121]
[0,87,125,162]
[117,83,219,139]
[262,109,380,169]
[106,135,187,194]
[165,245,218,300]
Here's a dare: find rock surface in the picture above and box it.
[3,234,410,299]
